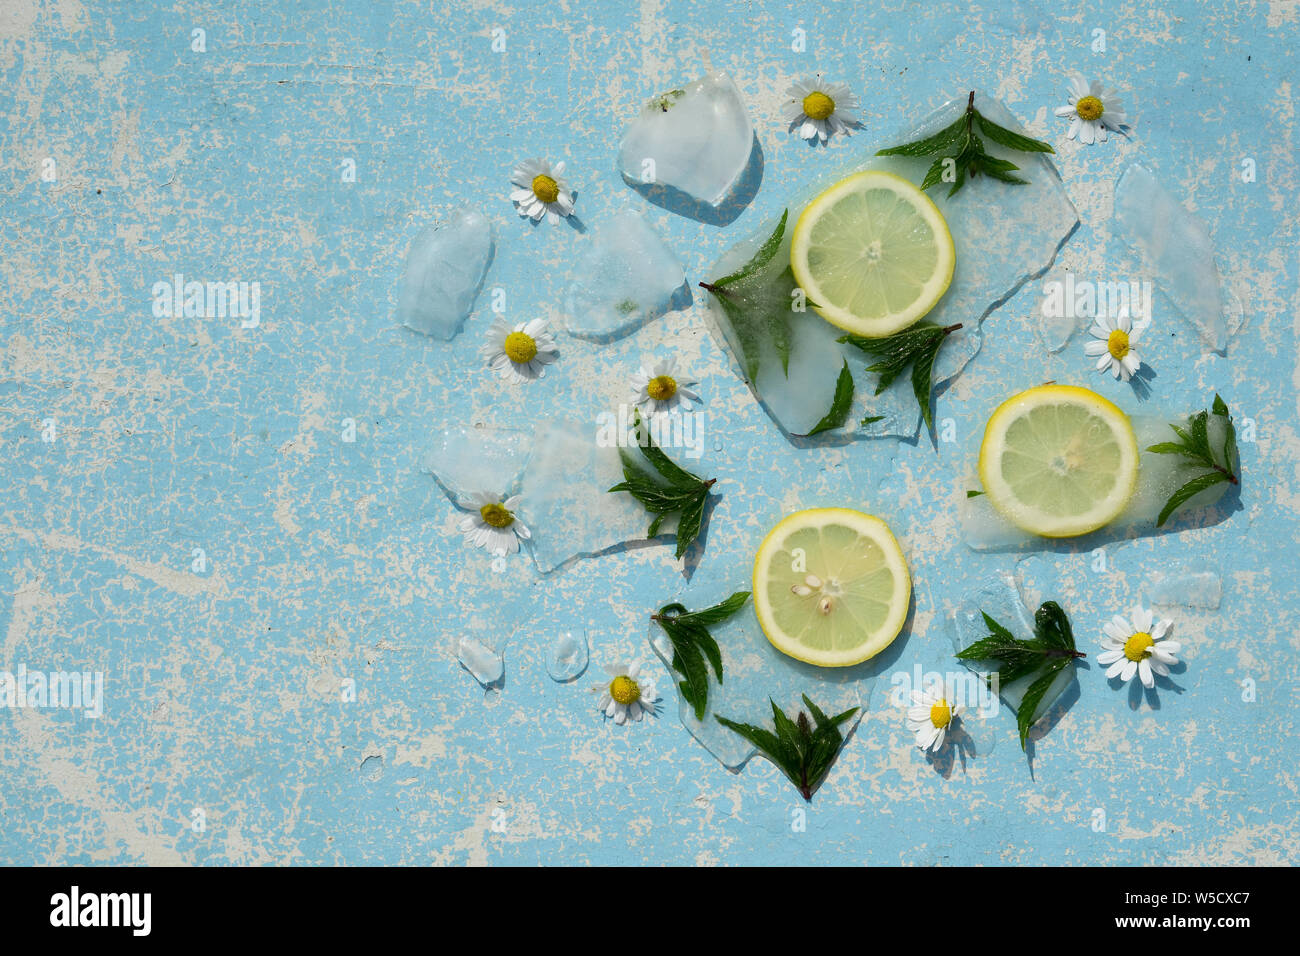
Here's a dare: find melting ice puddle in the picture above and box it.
[546,630,589,682]
[457,636,504,688]
[1146,560,1223,610]
[703,94,1079,440]
[396,208,494,339]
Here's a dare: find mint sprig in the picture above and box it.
[839,322,961,434]
[651,591,750,720]
[1147,393,1241,527]
[716,695,858,801]
[955,601,1084,751]
[877,90,1054,197]
[607,412,716,559]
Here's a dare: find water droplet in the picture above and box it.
[546,630,589,682]
[457,636,504,687]
[360,754,384,781]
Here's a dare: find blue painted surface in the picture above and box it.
[1,0,1296,864]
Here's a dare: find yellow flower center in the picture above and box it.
[609,675,641,706]
[531,174,560,204]
[479,502,514,528]
[802,90,835,120]
[647,374,677,401]
[1123,631,1154,662]
[1075,95,1104,121]
[503,331,538,364]
[929,699,952,730]
[1107,328,1130,360]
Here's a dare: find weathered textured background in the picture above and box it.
[1,0,1297,864]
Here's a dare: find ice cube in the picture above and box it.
[646,589,872,771]
[703,94,1078,440]
[457,636,503,687]
[618,72,757,214]
[516,418,672,573]
[546,630,589,682]
[424,423,531,508]
[960,414,1234,551]
[397,208,494,339]
[1114,164,1240,354]
[563,210,687,342]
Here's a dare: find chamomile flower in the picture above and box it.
[1097,606,1180,688]
[458,491,531,556]
[1083,306,1143,381]
[481,317,558,383]
[906,687,959,752]
[1054,73,1128,145]
[784,76,862,143]
[593,661,657,725]
[630,357,701,418]
[509,158,575,224]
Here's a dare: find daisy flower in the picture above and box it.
[629,357,701,418]
[905,687,959,752]
[1083,306,1143,381]
[481,317,558,383]
[508,158,575,224]
[1054,73,1128,144]
[593,661,657,725]
[1097,607,1180,689]
[458,491,531,556]
[784,76,862,143]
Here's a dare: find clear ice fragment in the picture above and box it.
[546,630,589,682]
[703,95,1078,440]
[517,419,670,573]
[425,424,531,507]
[1145,560,1222,609]
[947,574,1077,729]
[961,414,1234,551]
[1035,268,1092,352]
[397,208,494,339]
[563,210,687,342]
[647,590,872,770]
[1114,164,1240,353]
[457,636,503,687]
[618,72,756,211]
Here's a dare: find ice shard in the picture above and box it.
[457,636,504,688]
[703,95,1079,440]
[424,423,531,508]
[1114,163,1240,353]
[397,208,494,339]
[563,210,688,342]
[618,72,757,214]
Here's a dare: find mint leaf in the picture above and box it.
[652,593,750,720]
[801,360,854,437]
[839,322,961,437]
[1149,394,1242,527]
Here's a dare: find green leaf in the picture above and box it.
[715,696,858,801]
[1211,393,1229,418]
[840,323,959,440]
[875,115,967,157]
[1145,442,1191,456]
[703,257,800,382]
[976,113,1055,154]
[801,360,854,437]
[956,604,1084,753]
[1017,662,1066,751]
[608,411,716,558]
[1156,471,1230,528]
[966,489,984,498]
[651,593,750,717]
[861,414,885,427]
[712,210,788,287]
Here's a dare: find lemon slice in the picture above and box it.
[752,508,911,667]
[978,385,1140,538]
[789,170,955,337]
